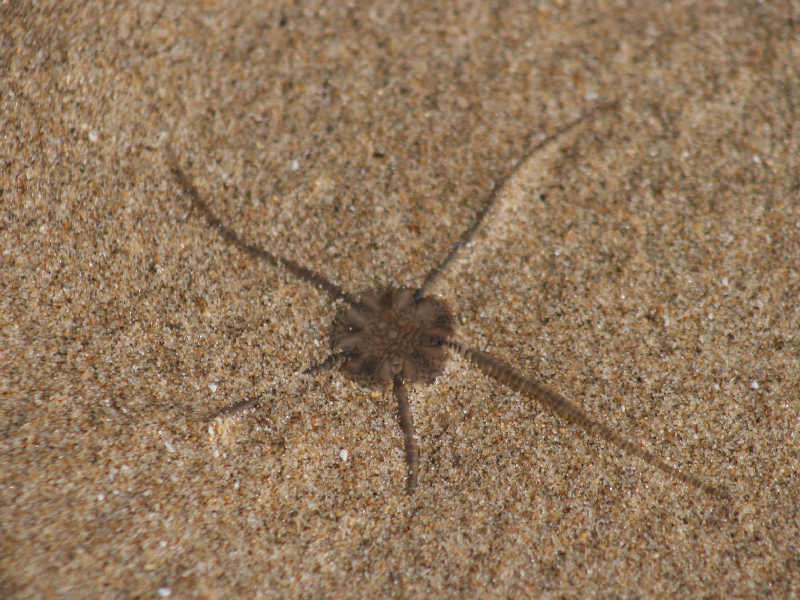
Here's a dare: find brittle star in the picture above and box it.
[166,105,727,499]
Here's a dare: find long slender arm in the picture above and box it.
[167,147,358,306]
[447,341,728,499]
[393,375,419,494]
[203,395,263,421]
[415,101,619,299]
[302,352,346,376]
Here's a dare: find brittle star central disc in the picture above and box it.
[330,287,455,388]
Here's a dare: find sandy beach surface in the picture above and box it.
[2,2,798,597]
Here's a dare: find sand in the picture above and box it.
[2,2,798,597]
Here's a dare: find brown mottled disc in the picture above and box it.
[329,287,455,388]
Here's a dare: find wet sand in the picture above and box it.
[2,2,798,597]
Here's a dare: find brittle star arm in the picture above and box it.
[447,341,728,499]
[204,395,263,421]
[393,375,419,494]
[415,100,619,299]
[302,352,346,376]
[166,146,358,307]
